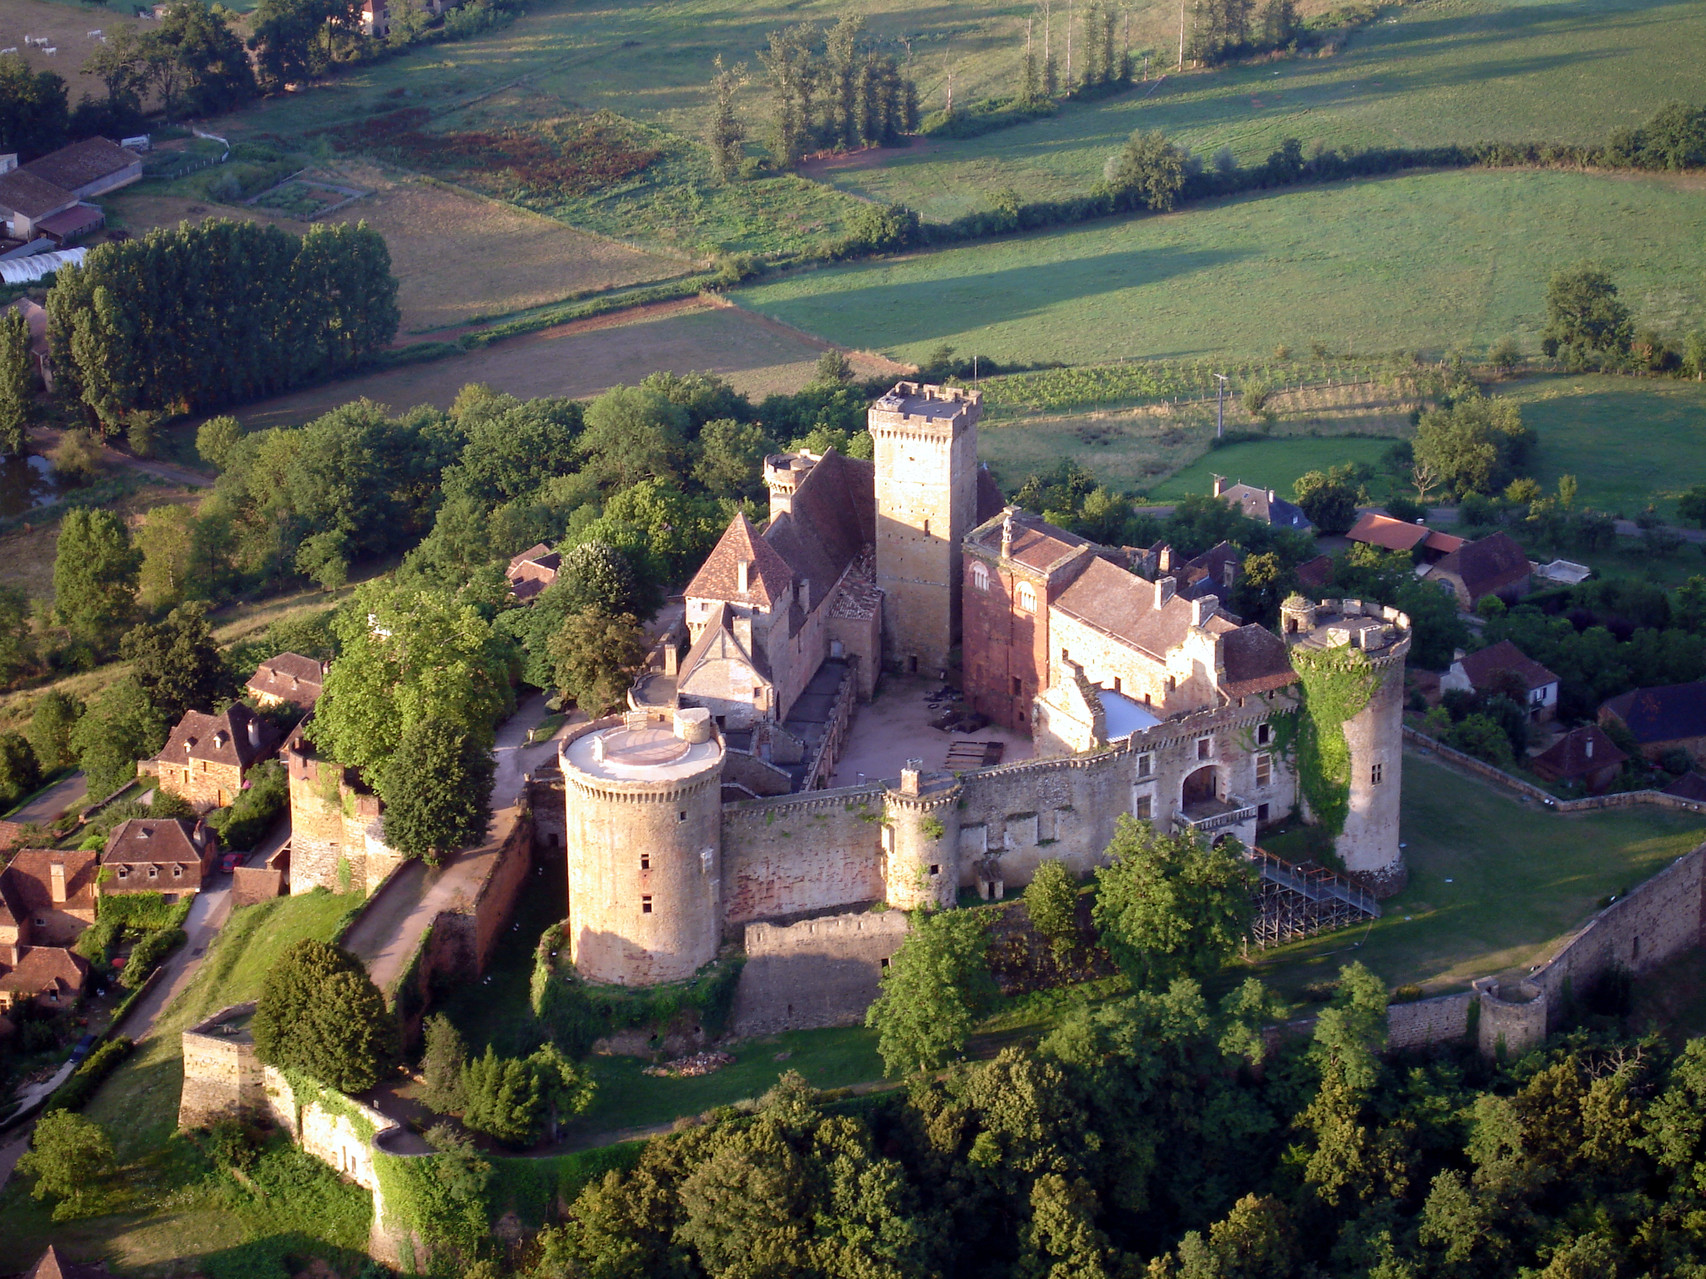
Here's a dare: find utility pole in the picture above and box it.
[1178,0,1185,68]
[1066,0,1074,91]
[1215,373,1228,438]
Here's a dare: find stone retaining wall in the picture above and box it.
[1403,727,1706,815]
[732,909,911,1036]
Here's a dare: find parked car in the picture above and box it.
[221,852,241,873]
[68,1034,97,1065]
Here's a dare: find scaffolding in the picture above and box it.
[1248,847,1380,949]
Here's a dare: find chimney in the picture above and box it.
[213,730,227,749]
[1585,734,1594,760]
[736,559,750,594]
[1153,577,1176,610]
[798,578,810,608]
[248,717,262,748]
[1222,558,1236,589]
[1000,512,1015,559]
[1192,597,1217,628]
[1157,545,1173,574]
[0,154,16,176]
[1268,489,1277,504]
[1212,475,1226,497]
[900,758,924,796]
[49,861,66,904]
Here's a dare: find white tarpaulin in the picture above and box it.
[0,247,86,285]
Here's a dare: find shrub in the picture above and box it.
[206,759,288,851]
[44,1037,135,1115]
[252,938,399,1093]
[120,926,186,989]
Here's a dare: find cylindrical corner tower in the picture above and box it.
[561,708,724,985]
[1287,600,1412,897]
[882,759,963,910]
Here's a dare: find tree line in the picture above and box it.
[45,219,398,432]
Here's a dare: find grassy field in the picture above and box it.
[736,168,1706,367]
[0,890,363,1274]
[0,0,149,104]
[1243,750,1706,1002]
[230,299,887,432]
[829,0,1706,218]
[1147,435,1397,500]
[1493,374,1706,521]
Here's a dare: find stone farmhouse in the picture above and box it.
[102,818,219,898]
[148,703,280,811]
[558,382,1411,992]
[0,850,98,1013]
[1423,531,1533,609]
[1442,639,1560,722]
[1214,477,1313,532]
[246,652,326,712]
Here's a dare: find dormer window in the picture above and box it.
[172,865,183,878]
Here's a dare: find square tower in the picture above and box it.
[869,382,981,676]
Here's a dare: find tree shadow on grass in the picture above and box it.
[751,245,1250,348]
[194,1232,374,1279]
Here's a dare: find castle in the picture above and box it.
[562,382,1411,989]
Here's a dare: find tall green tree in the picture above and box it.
[1293,466,1361,535]
[1542,264,1633,365]
[576,387,690,491]
[420,1013,470,1115]
[378,720,495,863]
[311,580,512,779]
[0,52,69,160]
[1092,815,1256,990]
[28,690,83,773]
[252,938,399,1093]
[119,602,235,725]
[865,909,996,1075]
[1105,129,1186,211]
[546,607,647,716]
[52,508,141,660]
[707,56,748,181]
[17,1111,112,1219]
[70,676,167,798]
[0,308,34,458]
[0,730,41,807]
[1025,859,1080,961]
[0,584,34,687]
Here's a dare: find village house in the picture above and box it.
[245,652,327,712]
[506,543,561,602]
[0,139,142,244]
[1442,639,1560,722]
[1212,477,1313,533]
[102,818,219,899]
[148,704,280,811]
[1530,725,1627,794]
[0,849,99,1014]
[1423,531,1534,610]
[1600,682,1706,768]
[1346,512,1465,564]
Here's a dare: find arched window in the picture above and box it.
[1016,582,1037,612]
[971,561,990,591]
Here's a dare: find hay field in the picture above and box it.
[318,167,687,332]
[736,168,1706,367]
[0,0,147,105]
[230,300,887,430]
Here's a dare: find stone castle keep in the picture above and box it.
[563,382,1413,992]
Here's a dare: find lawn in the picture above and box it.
[0,889,364,1274]
[1242,749,1706,1002]
[736,169,1706,367]
[1492,374,1706,522]
[831,0,1706,219]
[1146,435,1398,500]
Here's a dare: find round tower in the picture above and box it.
[561,708,724,986]
[882,759,963,910]
[1286,599,1412,897]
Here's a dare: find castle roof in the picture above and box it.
[764,450,875,612]
[1051,557,1237,660]
[1220,624,1300,696]
[965,509,1094,578]
[687,512,800,610]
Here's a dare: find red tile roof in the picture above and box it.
[1457,640,1558,694]
[0,849,100,925]
[103,818,213,868]
[245,652,325,707]
[965,510,1094,578]
[686,512,796,609]
[1531,725,1626,781]
[1220,624,1300,696]
[1052,557,1238,661]
[156,704,278,772]
[0,946,91,1001]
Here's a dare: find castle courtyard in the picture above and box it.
[828,674,1035,788]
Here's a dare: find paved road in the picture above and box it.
[343,694,570,993]
[7,771,88,826]
[112,880,233,1041]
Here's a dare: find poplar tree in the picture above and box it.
[707,56,747,181]
[0,308,32,457]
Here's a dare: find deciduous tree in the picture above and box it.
[378,720,495,863]
[28,690,83,773]
[1092,815,1255,990]
[1025,858,1079,960]
[1542,264,1632,365]
[0,308,34,457]
[252,938,398,1093]
[52,508,141,660]
[865,908,995,1075]
[546,608,647,716]
[119,602,236,726]
[17,1111,112,1219]
[1105,129,1185,211]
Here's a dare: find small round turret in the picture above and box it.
[882,760,962,910]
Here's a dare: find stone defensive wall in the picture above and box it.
[732,909,911,1035]
[722,783,886,929]
[179,1003,423,1267]
[1404,726,1706,815]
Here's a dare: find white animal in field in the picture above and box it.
[88,28,103,36]
[0,48,16,55]
[42,46,56,55]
